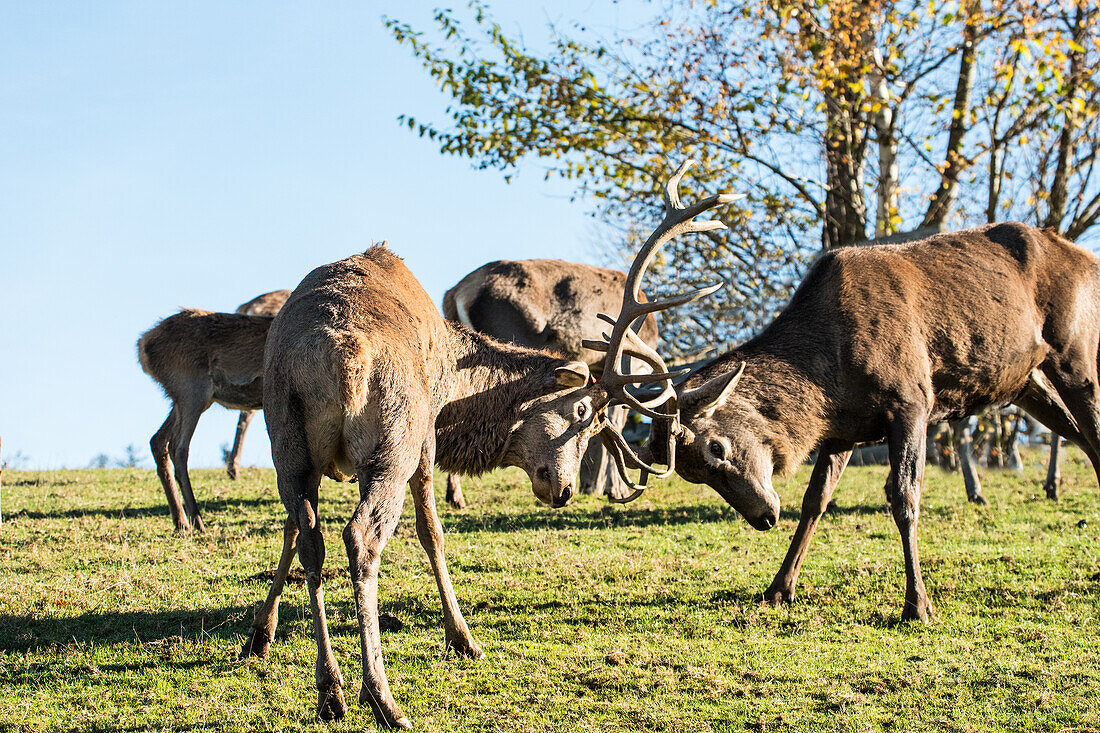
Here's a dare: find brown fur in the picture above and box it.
[668,222,1100,622]
[224,290,291,480]
[138,309,273,531]
[441,259,660,506]
[242,245,614,729]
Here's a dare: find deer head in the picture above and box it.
[498,359,607,507]
[658,362,783,530]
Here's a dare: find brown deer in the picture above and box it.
[646,222,1100,622]
[239,164,734,728]
[138,309,273,531]
[441,259,659,507]
[223,290,290,480]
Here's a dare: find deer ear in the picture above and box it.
[680,362,745,418]
[554,361,590,388]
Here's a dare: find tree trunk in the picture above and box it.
[822,99,867,249]
[1044,4,1086,230]
[922,0,980,229]
[863,42,898,238]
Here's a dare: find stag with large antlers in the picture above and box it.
[241,162,731,729]
[649,221,1100,621]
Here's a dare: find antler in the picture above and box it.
[582,159,741,500]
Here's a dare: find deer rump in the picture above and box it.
[442,258,659,502]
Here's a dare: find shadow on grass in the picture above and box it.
[7,495,281,523]
[0,605,254,652]
[438,500,887,534]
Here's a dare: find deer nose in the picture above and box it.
[560,483,574,503]
[754,510,777,530]
[553,483,574,508]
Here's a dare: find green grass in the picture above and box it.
[2,449,1100,732]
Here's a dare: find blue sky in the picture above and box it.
[0,2,652,469]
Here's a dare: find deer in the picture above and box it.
[441,259,659,508]
[238,165,735,729]
[642,221,1100,622]
[138,309,273,531]
[223,290,290,481]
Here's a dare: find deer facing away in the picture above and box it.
[240,165,734,729]
[441,258,659,507]
[138,309,272,531]
[223,289,290,480]
[648,222,1100,621]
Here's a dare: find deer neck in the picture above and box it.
[435,325,561,476]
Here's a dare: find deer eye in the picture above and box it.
[575,402,589,421]
[708,439,726,460]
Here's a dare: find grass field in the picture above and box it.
[2,449,1100,732]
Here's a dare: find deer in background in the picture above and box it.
[223,290,290,480]
[647,222,1100,622]
[239,164,733,729]
[138,309,272,531]
[441,259,659,507]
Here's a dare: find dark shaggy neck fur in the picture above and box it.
[434,324,566,475]
[693,334,834,476]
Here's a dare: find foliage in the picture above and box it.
[3,459,1100,730]
[388,1,1100,356]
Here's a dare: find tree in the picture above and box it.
[389,0,1100,356]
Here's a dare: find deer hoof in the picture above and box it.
[1043,481,1060,501]
[239,628,272,659]
[762,584,793,606]
[226,465,240,481]
[446,635,485,660]
[969,493,989,506]
[901,597,932,623]
[315,684,347,722]
[361,688,412,730]
[191,514,207,533]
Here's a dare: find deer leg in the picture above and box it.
[886,407,931,622]
[1045,437,1062,501]
[226,410,254,480]
[410,437,484,660]
[1041,360,1100,487]
[151,408,189,531]
[598,405,631,501]
[445,474,466,510]
[171,398,208,532]
[763,440,853,605]
[241,515,298,658]
[344,467,411,730]
[286,482,346,722]
[951,418,987,505]
[578,432,607,497]
[1017,372,1100,487]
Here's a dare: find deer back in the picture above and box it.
[443,259,658,373]
[138,309,271,409]
[237,289,291,317]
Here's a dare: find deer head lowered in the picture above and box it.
[240,160,727,730]
[440,258,661,507]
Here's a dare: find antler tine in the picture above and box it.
[596,158,738,493]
